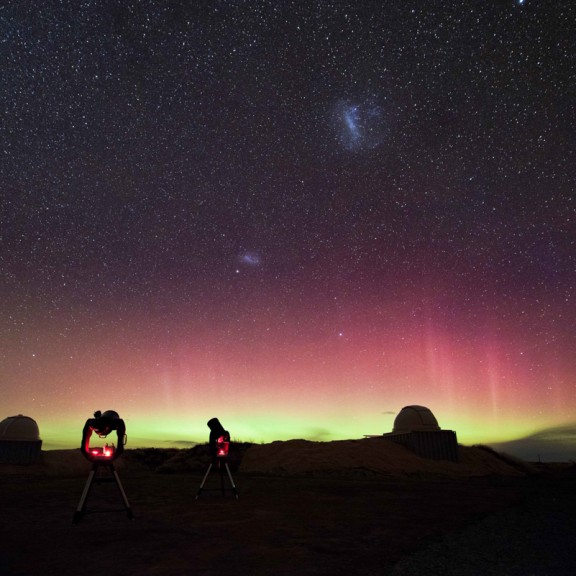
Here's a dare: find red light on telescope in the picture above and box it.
[216,436,229,458]
[88,445,115,460]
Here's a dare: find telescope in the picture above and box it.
[73,409,132,523]
[80,410,126,461]
[207,417,230,459]
[197,417,238,499]
[80,410,126,462]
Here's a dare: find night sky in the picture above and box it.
[2,1,575,456]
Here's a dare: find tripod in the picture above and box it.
[196,457,238,499]
[73,461,134,524]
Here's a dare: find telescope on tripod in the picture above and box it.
[73,410,133,523]
[196,417,238,499]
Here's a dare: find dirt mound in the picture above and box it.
[0,440,532,479]
[239,438,528,477]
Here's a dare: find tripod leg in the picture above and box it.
[196,463,213,499]
[224,463,239,499]
[111,465,134,519]
[219,461,225,495]
[73,467,96,524]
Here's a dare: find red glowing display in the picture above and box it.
[216,436,229,458]
[88,445,115,459]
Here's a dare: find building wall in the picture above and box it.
[387,430,459,462]
[0,440,43,465]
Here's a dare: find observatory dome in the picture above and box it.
[0,415,41,441]
[392,405,440,433]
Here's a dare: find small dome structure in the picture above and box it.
[392,405,440,434]
[0,415,41,441]
[0,414,42,465]
[382,405,458,462]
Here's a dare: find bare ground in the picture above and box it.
[1,447,575,575]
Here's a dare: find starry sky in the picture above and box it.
[1,1,575,457]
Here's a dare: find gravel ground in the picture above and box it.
[389,490,576,575]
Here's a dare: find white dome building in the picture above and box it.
[384,405,458,462]
[0,414,43,464]
[392,405,441,433]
